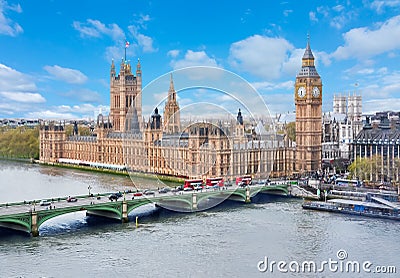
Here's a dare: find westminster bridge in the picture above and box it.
[0,184,289,237]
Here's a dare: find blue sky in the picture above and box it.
[1,0,400,120]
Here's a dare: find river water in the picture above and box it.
[0,160,399,277]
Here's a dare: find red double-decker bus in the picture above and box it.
[236,175,252,186]
[205,177,224,188]
[184,179,203,189]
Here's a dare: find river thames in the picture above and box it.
[0,160,399,277]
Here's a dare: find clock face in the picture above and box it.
[312,86,320,97]
[297,86,306,98]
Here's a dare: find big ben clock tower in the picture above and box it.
[295,38,322,173]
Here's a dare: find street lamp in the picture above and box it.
[88,185,92,196]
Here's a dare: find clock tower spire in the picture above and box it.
[294,36,322,173]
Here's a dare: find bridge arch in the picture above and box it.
[126,199,153,215]
[196,190,247,204]
[0,216,31,233]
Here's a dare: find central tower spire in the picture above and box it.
[163,73,180,134]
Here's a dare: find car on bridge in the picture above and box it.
[109,192,122,201]
[158,187,171,194]
[39,200,51,206]
[67,196,78,202]
[143,189,155,196]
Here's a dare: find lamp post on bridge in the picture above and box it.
[88,185,92,196]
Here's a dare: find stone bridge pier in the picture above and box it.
[245,186,251,203]
[122,201,128,223]
[31,212,39,237]
[192,193,197,210]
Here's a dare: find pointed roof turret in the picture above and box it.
[297,34,319,77]
[302,34,314,59]
[169,73,175,91]
[237,109,243,125]
[136,58,141,70]
[168,73,177,101]
[110,59,116,78]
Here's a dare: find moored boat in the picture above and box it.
[302,197,400,221]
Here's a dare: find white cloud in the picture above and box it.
[332,15,400,60]
[62,89,102,103]
[309,11,318,22]
[167,49,180,58]
[0,64,47,116]
[0,92,45,103]
[137,33,157,53]
[283,10,292,17]
[370,0,400,14]
[0,0,23,36]
[26,110,76,120]
[44,65,88,84]
[252,80,294,91]
[72,19,124,41]
[27,104,110,120]
[133,13,151,29]
[262,93,295,114]
[228,35,295,80]
[170,50,219,69]
[363,98,400,114]
[332,5,345,12]
[128,25,157,53]
[313,4,356,30]
[357,68,374,75]
[0,64,37,92]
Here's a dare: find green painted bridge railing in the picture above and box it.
[0,184,288,237]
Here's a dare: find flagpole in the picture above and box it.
[124,41,127,62]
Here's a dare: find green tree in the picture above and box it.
[285,122,296,142]
[0,126,39,159]
[348,155,383,182]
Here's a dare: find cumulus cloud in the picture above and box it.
[0,92,45,103]
[0,64,46,116]
[61,89,102,103]
[252,80,294,91]
[228,35,296,80]
[0,64,37,91]
[167,49,180,58]
[44,65,88,84]
[0,63,45,108]
[72,19,124,41]
[170,50,219,69]
[0,0,23,36]
[309,11,318,22]
[73,17,157,60]
[283,10,292,17]
[332,15,400,60]
[137,33,157,53]
[370,0,400,14]
[133,13,151,29]
[27,104,110,120]
[312,4,356,30]
[128,25,157,53]
[364,98,400,114]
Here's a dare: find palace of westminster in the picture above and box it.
[39,40,400,183]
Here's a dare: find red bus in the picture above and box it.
[236,175,252,186]
[205,177,224,188]
[184,179,203,189]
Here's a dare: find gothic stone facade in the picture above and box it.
[40,59,295,180]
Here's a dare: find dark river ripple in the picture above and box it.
[0,160,399,277]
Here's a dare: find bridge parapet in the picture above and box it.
[0,184,289,236]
